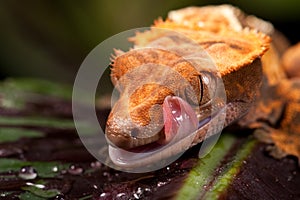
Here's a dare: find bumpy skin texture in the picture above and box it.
[107,48,202,149]
[282,43,300,78]
[251,43,300,162]
[106,5,300,163]
[106,18,269,150]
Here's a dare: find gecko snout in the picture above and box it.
[105,101,165,150]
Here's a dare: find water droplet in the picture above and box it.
[54,194,65,200]
[102,171,113,181]
[1,193,7,197]
[25,182,45,189]
[93,184,98,189]
[133,193,140,199]
[18,166,37,180]
[136,187,143,195]
[100,193,106,197]
[68,164,84,175]
[157,181,167,187]
[103,171,110,177]
[140,187,151,196]
[132,187,143,199]
[91,161,102,168]
[52,166,59,172]
[116,193,126,198]
[166,166,170,171]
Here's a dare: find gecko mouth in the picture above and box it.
[108,96,215,168]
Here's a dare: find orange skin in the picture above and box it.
[105,5,300,165]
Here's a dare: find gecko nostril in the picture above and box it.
[130,128,139,138]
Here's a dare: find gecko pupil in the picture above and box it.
[199,75,204,103]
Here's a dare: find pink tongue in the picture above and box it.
[160,96,198,144]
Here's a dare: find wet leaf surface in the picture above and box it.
[0,78,299,199]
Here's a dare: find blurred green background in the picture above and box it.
[0,0,299,83]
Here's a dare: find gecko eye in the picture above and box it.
[184,71,217,106]
[198,71,217,105]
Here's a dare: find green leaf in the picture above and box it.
[0,116,75,129]
[0,78,72,109]
[0,191,14,198]
[175,133,236,200]
[0,128,44,143]
[0,158,69,178]
[203,138,257,199]
[79,195,93,200]
[176,134,257,200]
[19,191,46,200]
[1,78,71,100]
[22,184,60,198]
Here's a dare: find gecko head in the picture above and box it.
[105,48,220,152]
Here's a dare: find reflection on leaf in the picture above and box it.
[0,158,69,178]
[22,182,60,198]
[0,78,72,109]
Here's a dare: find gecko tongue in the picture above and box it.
[160,96,198,144]
[108,96,198,169]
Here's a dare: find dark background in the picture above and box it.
[0,0,299,83]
